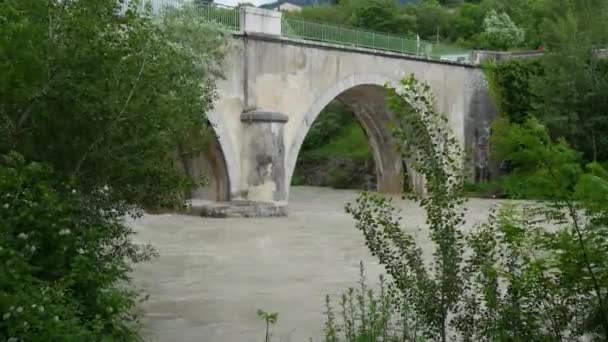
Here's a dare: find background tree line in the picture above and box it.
[286,0,594,51]
[482,0,608,197]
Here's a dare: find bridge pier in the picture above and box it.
[193,111,289,217]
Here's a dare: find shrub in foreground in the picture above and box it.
[321,75,608,341]
[0,153,155,341]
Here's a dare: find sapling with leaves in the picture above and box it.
[345,74,468,342]
[257,309,278,342]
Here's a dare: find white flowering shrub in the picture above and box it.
[481,9,525,50]
[0,153,155,341]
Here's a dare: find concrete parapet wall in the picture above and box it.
[471,50,544,64]
[240,6,282,36]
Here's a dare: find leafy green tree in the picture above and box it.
[0,0,227,208]
[1,1,228,339]
[405,2,454,41]
[453,2,487,42]
[285,4,351,26]
[489,117,608,338]
[531,0,608,162]
[480,9,525,50]
[346,75,467,342]
[352,0,406,34]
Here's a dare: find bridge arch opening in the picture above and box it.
[287,75,417,197]
[187,133,231,202]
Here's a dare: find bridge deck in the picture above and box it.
[146,0,473,64]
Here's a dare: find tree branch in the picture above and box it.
[73,55,147,176]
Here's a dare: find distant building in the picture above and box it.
[277,2,302,12]
[260,1,302,12]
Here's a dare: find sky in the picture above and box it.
[216,0,272,6]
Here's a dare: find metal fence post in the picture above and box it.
[321,24,324,42]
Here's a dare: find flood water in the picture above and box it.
[130,186,499,342]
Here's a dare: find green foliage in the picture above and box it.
[323,263,411,341]
[484,0,608,162]
[287,0,562,49]
[463,179,504,198]
[452,2,488,46]
[342,75,466,341]
[0,153,155,341]
[325,74,608,341]
[351,0,413,35]
[491,117,583,199]
[455,204,576,341]
[307,123,371,161]
[467,118,608,339]
[286,4,350,26]
[1,1,227,340]
[405,2,453,42]
[257,309,278,342]
[483,59,542,123]
[300,102,357,155]
[294,102,374,190]
[326,166,354,189]
[0,0,228,209]
[480,9,525,50]
[531,16,608,162]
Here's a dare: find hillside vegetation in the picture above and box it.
[284,0,553,51]
[293,102,376,189]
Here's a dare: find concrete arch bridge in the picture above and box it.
[187,6,497,217]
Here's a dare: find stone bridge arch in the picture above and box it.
[188,22,497,216]
[286,73,421,197]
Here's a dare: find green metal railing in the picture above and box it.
[282,18,471,62]
[145,0,240,31]
[143,1,470,63]
[193,4,239,31]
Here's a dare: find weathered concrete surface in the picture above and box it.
[240,111,288,203]
[188,199,288,218]
[197,12,498,210]
[131,186,500,342]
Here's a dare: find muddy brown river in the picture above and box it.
[131,186,500,342]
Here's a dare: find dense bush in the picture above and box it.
[0,0,227,209]
[1,0,226,339]
[483,59,542,123]
[0,153,155,341]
